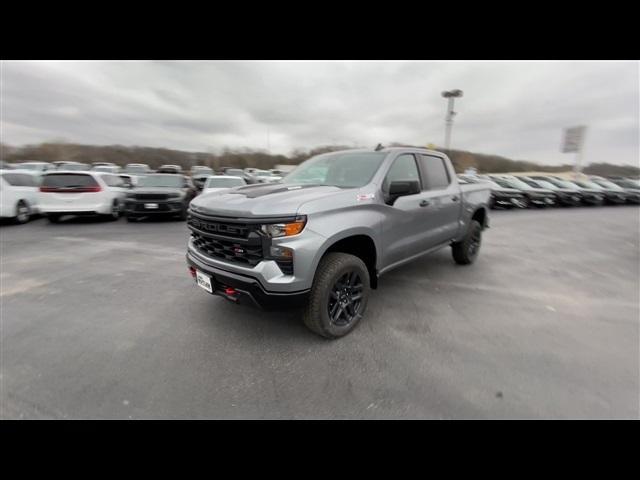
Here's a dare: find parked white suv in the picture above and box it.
[0,169,41,224]
[39,171,128,222]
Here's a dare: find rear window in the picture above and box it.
[205,177,246,188]
[138,175,185,188]
[1,173,38,187]
[42,174,98,188]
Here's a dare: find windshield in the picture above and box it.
[17,163,45,171]
[541,178,579,190]
[573,180,603,190]
[60,163,89,171]
[592,179,623,190]
[490,178,516,189]
[137,175,185,188]
[283,152,387,188]
[255,171,272,177]
[205,177,245,188]
[225,169,244,177]
[531,179,557,190]
[125,165,149,174]
[492,176,533,190]
[612,179,640,189]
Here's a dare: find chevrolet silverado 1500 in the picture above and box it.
[186,147,491,338]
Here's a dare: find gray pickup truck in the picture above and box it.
[186,147,491,338]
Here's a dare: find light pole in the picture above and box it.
[441,89,463,151]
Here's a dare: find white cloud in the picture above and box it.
[1,60,638,166]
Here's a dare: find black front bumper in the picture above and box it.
[124,200,184,215]
[186,251,309,310]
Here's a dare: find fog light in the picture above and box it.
[270,245,293,259]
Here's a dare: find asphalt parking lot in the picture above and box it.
[1,206,639,419]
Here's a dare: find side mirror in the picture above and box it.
[386,180,420,205]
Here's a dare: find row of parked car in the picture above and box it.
[458,174,640,209]
[0,162,286,224]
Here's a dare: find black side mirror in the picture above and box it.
[386,180,420,205]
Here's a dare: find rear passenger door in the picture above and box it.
[417,154,462,245]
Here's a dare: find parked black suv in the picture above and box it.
[124,174,197,221]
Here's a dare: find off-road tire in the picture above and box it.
[303,252,371,339]
[452,220,482,265]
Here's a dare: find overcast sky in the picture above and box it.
[1,61,638,166]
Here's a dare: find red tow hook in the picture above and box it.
[224,287,237,296]
[189,266,197,278]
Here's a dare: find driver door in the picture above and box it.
[379,154,433,268]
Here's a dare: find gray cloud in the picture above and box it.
[1,60,638,166]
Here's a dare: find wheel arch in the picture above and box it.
[313,231,380,289]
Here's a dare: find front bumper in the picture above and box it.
[492,195,524,208]
[187,251,309,309]
[529,195,555,206]
[581,194,604,205]
[124,200,184,215]
[603,193,627,204]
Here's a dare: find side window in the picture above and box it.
[382,154,421,192]
[419,155,450,190]
[2,173,35,186]
[104,175,124,187]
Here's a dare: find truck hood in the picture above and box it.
[189,183,346,217]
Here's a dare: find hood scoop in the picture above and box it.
[233,183,323,198]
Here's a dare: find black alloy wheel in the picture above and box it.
[328,271,364,327]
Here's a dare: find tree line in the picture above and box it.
[1,142,638,178]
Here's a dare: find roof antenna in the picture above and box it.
[374,143,384,151]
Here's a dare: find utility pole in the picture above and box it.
[441,89,463,151]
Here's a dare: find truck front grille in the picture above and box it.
[134,193,169,201]
[191,232,264,267]
[188,212,298,275]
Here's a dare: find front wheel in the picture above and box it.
[452,220,482,265]
[303,252,371,339]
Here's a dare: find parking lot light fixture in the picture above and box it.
[441,89,464,151]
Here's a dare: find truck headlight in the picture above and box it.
[261,216,306,237]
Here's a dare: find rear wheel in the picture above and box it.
[105,201,120,221]
[15,200,31,224]
[303,253,370,339]
[452,220,482,265]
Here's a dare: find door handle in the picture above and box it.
[451,195,459,202]
[419,199,430,207]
